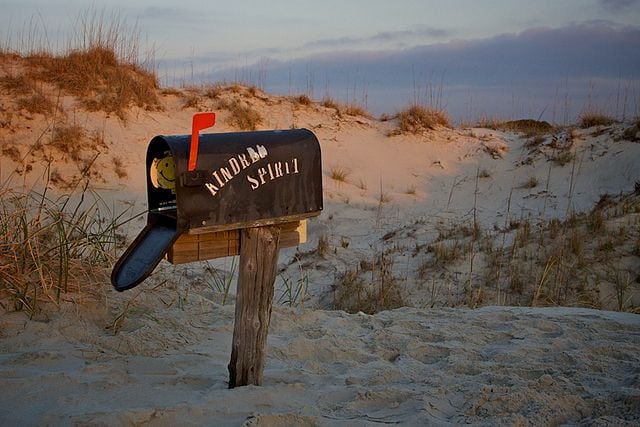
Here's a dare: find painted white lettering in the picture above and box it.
[274,162,283,177]
[220,166,233,182]
[205,182,218,196]
[207,149,299,197]
[247,174,260,190]
[258,167,268,184]
[247,147,260,163]
[212,170,225,187]
[257,145,268,158]
[238,153,250,169]
[229,158,241,175]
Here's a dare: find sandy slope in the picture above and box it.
[2,76,640,424]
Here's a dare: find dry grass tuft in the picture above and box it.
[182,93,201,109]
[1,111,15,128]
[405,185,417,195]
[482,119,554,137]
[226,100,262,130]
[316,235,330,257]
[12,8,160,117]
[17,92,55,115]
[112,156,127,179]
[393,104,450,135]
[579,111,616,129]
[26,46,160,120]
[332,251,405,314]
[246,85,259,97]
[317,97,370,118]
[2,8,159,119]
[520,176,539,189]
[160,87,182,96]
[620,118,640,142]
[424,239,468,268]
[552,150,575,166]
[378,190,393,204]
[1,145,22,163]
[343,103,370,118]
[524,135,547,149]
[321,97,339,110]
[476,117,502,130]
[202,85,223,99]
[1,73,57,116]
[50,125,85,162]
[329,165,350,183]
[478,169,492,178]
[293,94,312,106]
[0,74,34,95]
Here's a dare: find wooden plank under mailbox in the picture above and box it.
[165,220,306,264]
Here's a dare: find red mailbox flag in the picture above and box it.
[188,112,216,171]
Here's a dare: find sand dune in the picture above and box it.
[1,63,640,424]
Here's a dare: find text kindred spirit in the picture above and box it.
[204,144,299,197]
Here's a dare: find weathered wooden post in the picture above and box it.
[111,113,323,388]
[228,226,280,387]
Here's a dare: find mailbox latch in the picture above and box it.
[181,170,208,187]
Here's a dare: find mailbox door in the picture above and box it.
[110,214,180,291]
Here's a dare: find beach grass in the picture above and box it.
[0,182,130,317]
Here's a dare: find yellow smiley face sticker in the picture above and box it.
[150,153,176,191]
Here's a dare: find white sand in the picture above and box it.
[1,295,639,425]
[1,79,640,424]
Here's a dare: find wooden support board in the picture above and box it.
[165,220,306,264]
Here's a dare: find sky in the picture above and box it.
[2,0,640,122]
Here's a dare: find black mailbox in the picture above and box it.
[111,118,323,292]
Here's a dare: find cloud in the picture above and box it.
[252,21,640,88]
[597,0,640,12]
[301,27,453,50]
[192,21,640,120]
[163,26,453,73]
